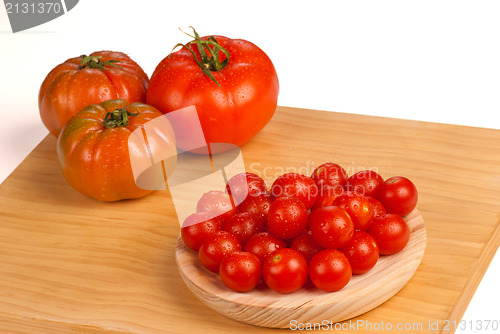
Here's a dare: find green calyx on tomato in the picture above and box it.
[78,54,124,71]
[171,27,230,87]
[103,107,139,128]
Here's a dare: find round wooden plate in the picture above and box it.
[175,209,426,328]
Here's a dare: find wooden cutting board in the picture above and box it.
[1,106,500,334]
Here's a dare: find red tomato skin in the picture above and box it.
[309,249,352,292]
[376,176,418,216]
[312,184,345,210]
[311,163,348,189]
[146,36,279,151]
[40,51,149,137]
[270,173,318,210]
[57,100,176,202]
[181,212,223,251]
[196,190,238,223]
[267,197,308,240]
[291,230,324,263]
[226,172,267,205]
[219,251,262,292]
[224,212,265,247]
[368,214,410,255]
[309,206,354,249]
[340,231,379,274]
[262,248,308,294]
[346,170,384,197]
[199,231,242,273]
[366,196,387,218]
[333,192,374,230]
[244,232,286,262]
[239,192,273,224]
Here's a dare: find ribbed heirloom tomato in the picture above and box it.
[57,99,176,202]
[147,28,279,152]
[40,51,148,137]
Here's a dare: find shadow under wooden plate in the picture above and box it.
[176,209,426,328]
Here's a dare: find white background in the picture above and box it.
[1,1,499,332]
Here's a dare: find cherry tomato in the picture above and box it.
[226,172,267,205]
[312,184,345,210]
[244,232,286,262]
[368,214,410,255]
[309,249,352,292]
[181,212,223,251]
[224,212,265,247]
[238,192,273,224]
[346,170,384,197]
[262,248,308,294]
[147,28,279,152]
[367,196,387,218]
[199,231,242,273]
[219,251,262,292]
[340,231,379,274]
[196,190,238,223]
[270,173,318,210]
[267,196,308,240]
[311,162,348,188]
[376,176,418,216]
[309,206,354,249]
[291,230,324,263]
[333,192,374,230]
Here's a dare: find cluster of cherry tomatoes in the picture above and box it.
[181,162,418,294]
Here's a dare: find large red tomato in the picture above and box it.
[57,99,176,202]
[146,28,279,152]
[39,51,149,137]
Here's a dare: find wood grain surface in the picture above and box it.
[176,209,426,328]
[1,106,500,333]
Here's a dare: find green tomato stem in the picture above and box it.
[171,27,230,87]
[103,108,139,128]
[79,55,125,71]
